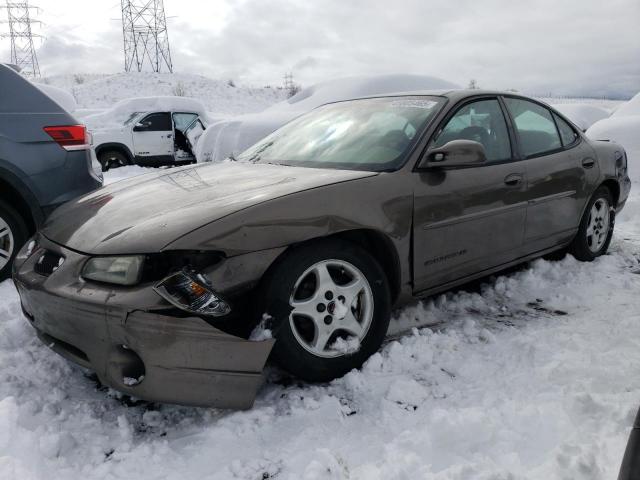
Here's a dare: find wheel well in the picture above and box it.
[600,179,620,207]
[96,144,133,163]
[0,177,36,233]
[327,229,401,304]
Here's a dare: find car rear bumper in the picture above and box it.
[12,235,274,409]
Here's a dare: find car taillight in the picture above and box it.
[43,125,90,151]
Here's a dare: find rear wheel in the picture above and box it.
[98,150,129,172]
[568,186,614,261]
[0,200,28,281]
[259,240,391,382]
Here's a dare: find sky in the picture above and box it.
[1,0,638,98]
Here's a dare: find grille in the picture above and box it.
[34,250,64,277]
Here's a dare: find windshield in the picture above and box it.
[123,112,142,126]
[235,96,445,171]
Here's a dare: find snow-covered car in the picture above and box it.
[92,110,206,170]
[196,74,459,163]
[13,90,631,409]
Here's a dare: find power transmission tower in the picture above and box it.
[121,0,173,73]
[0,1,41,77]
[283,72,294,91]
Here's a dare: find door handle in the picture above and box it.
[582,158,595,169]
[504,173,523,186]
[166,134,173,138]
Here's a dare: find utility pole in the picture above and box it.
[0,1,41,77]
[121,0,173,73]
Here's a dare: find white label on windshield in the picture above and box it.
[389,99,438,109]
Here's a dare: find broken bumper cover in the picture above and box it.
[12,235,274,409]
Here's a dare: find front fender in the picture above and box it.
[165,173,414,295]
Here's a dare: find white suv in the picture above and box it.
[93,110,206,170]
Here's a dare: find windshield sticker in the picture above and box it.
[389,99,438,110]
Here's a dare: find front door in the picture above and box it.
[132,112,174,161]
[503,97,599,252]
[413,97,528,293]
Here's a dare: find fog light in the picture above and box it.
[153,269,231,317]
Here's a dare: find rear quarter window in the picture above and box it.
[553,113,579,147]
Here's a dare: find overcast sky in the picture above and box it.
[1,0,638,97]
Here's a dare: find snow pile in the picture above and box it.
[611,93,640,117]
[587,92,640,179]
[33,83,78,113]
[83,96,209,130]
[551,103,611,130]
[196,74,459,163]
[42,72,286,116]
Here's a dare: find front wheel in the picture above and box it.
[259,240,391,382]
[0,200,28,281]
[568,186,615,261]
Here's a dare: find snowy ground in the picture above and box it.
[41,72,287,117]
[2,102,640,479]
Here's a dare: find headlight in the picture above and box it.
[82,255,144,285]
[16,238,37,260]
[153,269,231,317]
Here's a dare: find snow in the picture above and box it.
[196,74,460,163]
[2,242,640,478]
[1,88,639,479]
[41,72,286,121]
[551,103,611,130]
[586,92,640,178]
[33,83,78,113]
[610,92,640,117]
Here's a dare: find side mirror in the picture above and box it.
[133,121,150,132]
[418,140,487,169]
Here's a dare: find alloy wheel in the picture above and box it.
[288,259,374,358]
[586,198,611,253]
[0,216,14,271]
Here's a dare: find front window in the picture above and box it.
[235,96,445,171]
[431,99,512,163]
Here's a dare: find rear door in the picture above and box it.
[412,97,528,292]
[132,112,174,160]
[502,97,599,252]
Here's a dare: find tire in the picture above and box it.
[98,150,129,172]
[259,239,391,382]
[568,186,615,261]
[0,200,28,281]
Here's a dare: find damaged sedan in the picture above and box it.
[13,91,630,408]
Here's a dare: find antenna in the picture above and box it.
[0,1,42,77]
[121,0,173,73]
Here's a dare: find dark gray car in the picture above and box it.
[0,64,103,280]
[12,90,631,409]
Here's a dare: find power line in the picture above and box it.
[0,1,41,77]
[121,0,173,73]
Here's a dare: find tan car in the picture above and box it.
[13,91,631,409]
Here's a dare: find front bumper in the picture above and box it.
[12,235,274,409]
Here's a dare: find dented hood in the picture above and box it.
[42,162,376,255]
